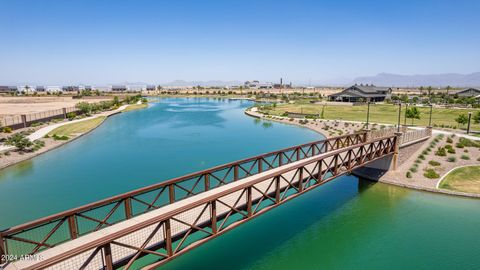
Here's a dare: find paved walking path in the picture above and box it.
[0,105,128,153]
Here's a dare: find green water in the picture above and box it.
[1,98,479,269]
[161,178,480,270]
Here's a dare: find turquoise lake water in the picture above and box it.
[0,98,479,269]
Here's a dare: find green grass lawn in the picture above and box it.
[265,103,480,131]
[48,116,106,136]
[439,166,480,194]
[123,103,148,112]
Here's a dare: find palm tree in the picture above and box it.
[445,85,451,104]
[427,86,433,102]
[419,86,424,95]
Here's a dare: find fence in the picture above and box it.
[0,107,78,130]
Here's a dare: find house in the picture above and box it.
[18,85,36,94]
[111,85,127,92]
[93,86,112,92]
[62,86,80,92]
[36,86,46,92]
[453,88,480,97]
[0,86,17,94]
[146,85,156,91]
[126,85,146,92]
[46,86,62,93]
[328,84,392,102]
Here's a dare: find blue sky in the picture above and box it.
[1,0,479,85]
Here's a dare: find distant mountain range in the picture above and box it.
[352,72,480,87]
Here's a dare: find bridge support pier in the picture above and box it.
[392,132,403,171]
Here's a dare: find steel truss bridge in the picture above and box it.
[1,129,429,270]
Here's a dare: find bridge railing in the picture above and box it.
[399,128,431,145]
[9,135,397,270]
[0,132,367,260]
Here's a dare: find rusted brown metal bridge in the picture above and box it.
[0,129,430,270]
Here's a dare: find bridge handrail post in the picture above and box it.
[210,200,217,234]
[0,232,6,264]
[165,219,173,257]
[204,174,210,191]
[298,167,304,192]
[275,176,280,203]
[246,187,253,217]
[168,184,175,204]
[234,165,239,181]
[363,129,371,142]
[124,197,133,219]
[426,126,433,137]
[103,243,114,270]
[67,214,78,239]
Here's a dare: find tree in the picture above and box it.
[455,114,469,127]
[473,111,480,124]
[75,102,92,115]
[405,107,421,125]
[5,133,33,152]
[419,86,424,95]
[427,86,433,101]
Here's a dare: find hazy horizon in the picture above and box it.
[1,0,480,85]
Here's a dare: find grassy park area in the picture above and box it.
[48,116,106,137]
[439,166,480,194]
[264,103,480,131]
[122,103,148,112]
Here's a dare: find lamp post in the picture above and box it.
[366,101,371,129]
[404,103,408,126]
[397,103,402,132]
[467,112,472,134]
[428,104,433,127]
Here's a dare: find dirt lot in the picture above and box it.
[0,96,112,116]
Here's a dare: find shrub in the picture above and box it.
[406,171,412,178]
[422,150,429,155]
[435,147,447,157]
[459,138,480,148]
[460,154,470,160]
[447,148,456,154]
[75,102,92,115]
[464,149,469,153]
[52,134,69,141]
[447,156,457,162]
[418,154,426,160]
[446,137,453,143]
[66,112,76,120]
[415,159,422,164]
[409,167,418,173]
[428,160,441,166]
[455,142,464,149]
[424,169,440,179]
[2,127,12,133]
[477,157,480,162]
[5,133,33,151]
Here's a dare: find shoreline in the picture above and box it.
[0,104,141,171]
[247,107,480,200]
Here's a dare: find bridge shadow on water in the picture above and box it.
[158,174,379,270]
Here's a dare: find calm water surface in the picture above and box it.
[1,98,479,269]
[0,98,320,227]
